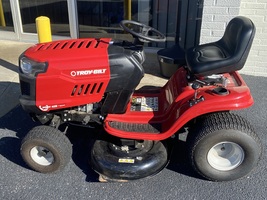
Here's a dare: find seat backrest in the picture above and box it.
[185,16,256,77]
[219,16,255,70]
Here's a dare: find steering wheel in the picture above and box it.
[120,20,166,43]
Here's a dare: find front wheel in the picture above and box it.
[187,112,261,181]
[21,125,72,173]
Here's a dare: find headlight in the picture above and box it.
[20,57,47,77]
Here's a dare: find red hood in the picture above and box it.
[24,38,111,63]
[22,38,112,112]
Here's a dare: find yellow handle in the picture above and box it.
[0,0,6,27]
[36,16,52,43]
[124,0,131,20]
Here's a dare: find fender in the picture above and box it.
[104,69,253,140]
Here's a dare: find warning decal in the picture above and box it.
[131,97,159,111]
[118,158,135,164]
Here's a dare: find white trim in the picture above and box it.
[0,0,18,40]
[67,0,79,39]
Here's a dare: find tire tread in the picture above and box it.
[187,112,262,181]
[21,125,72,173]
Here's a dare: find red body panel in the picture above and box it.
[24,38,111,112]
[104,68,254,140]
[22,39,254,141]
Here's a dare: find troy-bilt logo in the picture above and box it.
[70,69,107,77]
[39,104,65,112]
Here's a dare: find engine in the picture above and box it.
[19,38,144,124]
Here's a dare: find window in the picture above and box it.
[77,0,179,47]
[19,0,70,36]
[0,0,14,32]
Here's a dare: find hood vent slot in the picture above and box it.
[71,82,104,96]
[35,39,101,51]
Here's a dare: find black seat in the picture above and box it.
[185,16,255,77]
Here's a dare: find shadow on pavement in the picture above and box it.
[0,59,19,73]
[0,59,21,117]
[0,82,21,118]
[66,126,101,182]
[0,106,36,170]
[0,136,30,170]
[166,139,205,180]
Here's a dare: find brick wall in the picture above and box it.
[200,0,267,77]
[239,0,267,76]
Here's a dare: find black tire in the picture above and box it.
[21,125,72,173]
[187,112,262,181]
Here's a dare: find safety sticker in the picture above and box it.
[131,97,158,111]
[118,158,135,164]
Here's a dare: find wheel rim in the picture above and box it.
[30,146,54,166]
[207,142,244,171]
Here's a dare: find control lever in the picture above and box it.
[195,79,210,86]
[191,82,201,100]
[192,80,209,100]
[190,81,205,106]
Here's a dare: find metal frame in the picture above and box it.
[177,0,203,49]
[67,0,79,39]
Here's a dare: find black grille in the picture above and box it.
[20,80,31,96]
[108,121,161,134]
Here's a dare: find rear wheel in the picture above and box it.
[187,112,261,181]
[21,125,72,173]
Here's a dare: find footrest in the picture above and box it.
[108,121,161,134]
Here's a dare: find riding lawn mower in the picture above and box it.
[18,16,262,182]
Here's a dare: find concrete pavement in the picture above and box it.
[0,40,33,118]
[0,39,266,200]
